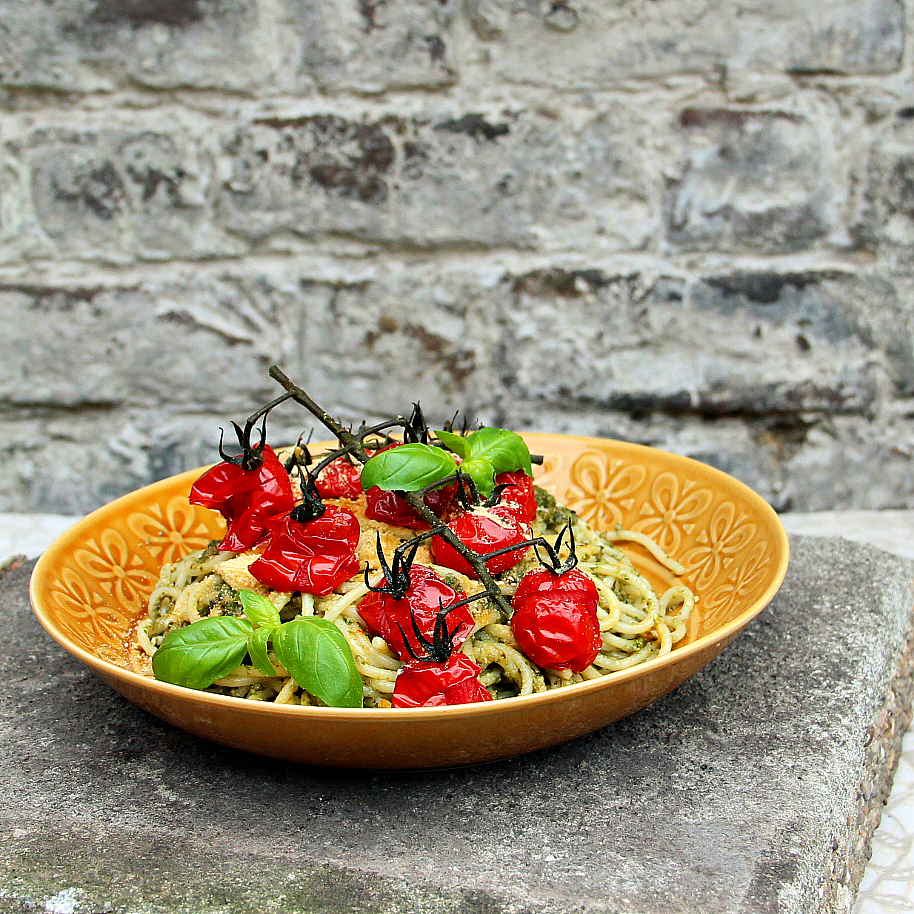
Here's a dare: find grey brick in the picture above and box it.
[665,109,829,254]
[851,117,914,249]
[779,415,914,510]
[22,129,227,262]
[219,116,397,244]
[0,413,217,515]
[282,0,458,93]
[500,267,904,421]
[0,275,302,512]
[467,0,903,85]
[218,108,651,250]
[0,0,267,92]
[500,269,699,413]
[692,270,914,400]
[289,271,502,426]
[854,150,914,248]
[0,279,281,414]
[0,269,501,511]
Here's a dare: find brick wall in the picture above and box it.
[3,0,914,513]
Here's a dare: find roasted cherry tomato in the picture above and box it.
[391,654,493,708]
[510,567,602,672]
[494,470,537,522]
[364,442,457,529]
[249,506,360,596]
[314,456,363,499]
[358,564,473,661]
[430,504,531,578]
[364,483,456,530]
[190,444,295,553]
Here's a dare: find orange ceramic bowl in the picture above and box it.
[30,434,789,769]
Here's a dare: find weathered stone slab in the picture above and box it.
[4,535,914,913]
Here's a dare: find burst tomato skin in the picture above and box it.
[493,470,537,522]
[430,505,531,578]
[189,445,295,553]
[364,483,456,530]
[513,567,598,605]
[391,654,493,707]
[314,457,363,499]
[363,442,457,529]
[248,506,361,596]
[358,565,473,661]
[510,567,602,673]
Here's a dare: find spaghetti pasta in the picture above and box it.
[133,484,695,707]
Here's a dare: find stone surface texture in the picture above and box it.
[1,1,914,515]
[4,534,914,913]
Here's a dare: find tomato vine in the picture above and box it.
[155,365,565,708]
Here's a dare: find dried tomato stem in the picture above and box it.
[396,491,515,617]
[269,365,514,617]
[355,417,411,445]
[269,366,371,463]
[310,443,358,476]
[245,390,297,433]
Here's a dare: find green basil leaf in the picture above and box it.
[273,617,363,708]
[434,429,470,459]
[237,589,281,629]
[359,442,457,493]
[466,427,533,475]
[460,456,498,497]
[247,625,278,678]
[458,428,533,496]
[152,616,253,691]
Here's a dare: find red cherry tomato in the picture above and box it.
[364,441,458,528]
[430,505,531,578]
[510,567,602,672]
[513,566,598,605]
[190,445,295,553]
[249,506,361,596]
[364,483,456,530]
[358,564,473,660]
[314,457,363,499]
[494,470,537,522]
[391,654,493,707]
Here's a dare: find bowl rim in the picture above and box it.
[30,433,790,722]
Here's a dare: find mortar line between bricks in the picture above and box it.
[0,74,911,123]
[0,250,873,289]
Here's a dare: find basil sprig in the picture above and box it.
[359,428,532,498]
[273,617,363,709]
[359,443,457,492]
[151,589,363,708]
[238,588,281,628]
[238,590,280,677]
[152,616,255,692]
[437,427,532,496]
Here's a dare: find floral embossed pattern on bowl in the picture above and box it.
[30,434,789,769]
